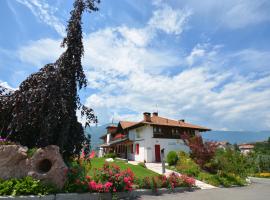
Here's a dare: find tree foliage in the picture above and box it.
[181,133,216,169]
[0,0,100,158]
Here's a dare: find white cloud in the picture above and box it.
[18,38,63,66]
[222,0,270,29]
[175,0,270,29]
[16,0,65,36]
[148,4,192,35]
[228,49,270,72]
[0,80,17,91]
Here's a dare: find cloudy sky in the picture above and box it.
[0,0,270,131]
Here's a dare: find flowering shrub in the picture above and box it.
[0,137,15,145]
[92,162,134,192]
[64,162,134,193]
[135,173,195,190]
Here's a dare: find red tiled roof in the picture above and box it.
[119,115,210,131]
[238,144,254,149]
[119,121,138,129]
[113,133,125,140]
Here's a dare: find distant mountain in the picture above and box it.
[85,123,117,150]
[202,130,270,144]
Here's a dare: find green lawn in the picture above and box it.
[89,158,159,179]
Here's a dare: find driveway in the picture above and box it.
[137,177,270,200]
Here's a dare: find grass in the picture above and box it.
[89,157,159,180]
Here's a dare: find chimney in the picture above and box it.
[152,112,158,117]
[179,119,185,123]
[143,112,151,122]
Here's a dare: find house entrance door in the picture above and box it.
[155,145,161,162]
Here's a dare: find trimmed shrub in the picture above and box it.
[104,153,117,159]
[167,151,178,166]
[175,151,200,177]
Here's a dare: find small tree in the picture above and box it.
[181,132,216,169]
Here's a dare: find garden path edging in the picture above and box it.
[0,187,196,200]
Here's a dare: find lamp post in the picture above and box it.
[161,148,165,174]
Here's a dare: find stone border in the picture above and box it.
[0,187,196,200]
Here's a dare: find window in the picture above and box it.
[153,126,162,133]
[136,144,139,155]
[131,144,133,154]
[136,132,141,138]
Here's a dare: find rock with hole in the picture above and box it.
[0,145,67,188]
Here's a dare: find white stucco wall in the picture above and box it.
[128,125,190,163]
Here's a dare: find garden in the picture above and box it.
[0,142,196,197]
[166,134,270,187]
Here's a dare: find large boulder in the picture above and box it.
[0,145,67,188]
[0,145,29,179]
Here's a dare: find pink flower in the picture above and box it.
[104,181,113,188]
[89,180,97,190]
[89,151,95,159]
[80,149,85,159]
[96,183,103,192]
[124,177,129,183]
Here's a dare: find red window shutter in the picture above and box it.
[136,144,139,155]
[131,144,133,154]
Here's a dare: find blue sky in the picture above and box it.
[0,0,270,131]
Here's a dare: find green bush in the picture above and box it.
[197,172,220,186]
[209,148,254,177]
[197,171,246,187]
[0,177,57,196]
[175,151,200,177]
[167,151,178,166]
[104,153,117,159]
[217,171,246,187]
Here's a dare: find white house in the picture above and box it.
[100,112,210,163]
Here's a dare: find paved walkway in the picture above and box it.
[144,163,216,190]
[137,177,270,200]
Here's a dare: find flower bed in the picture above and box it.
[135,173,195,191]
[64,161,195,194]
